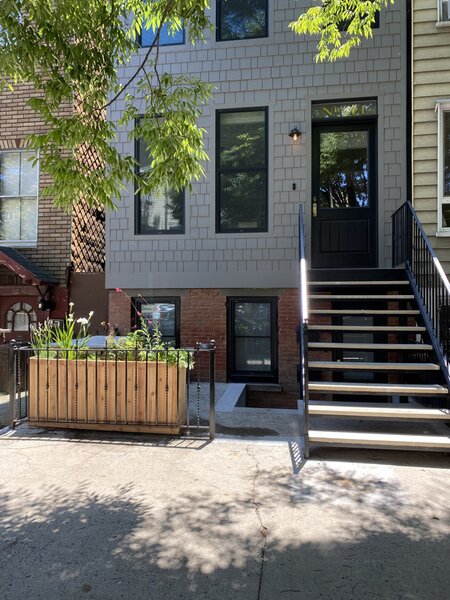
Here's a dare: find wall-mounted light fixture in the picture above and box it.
[289,127,301,141]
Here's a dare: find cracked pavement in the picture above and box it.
[1,425,450,599]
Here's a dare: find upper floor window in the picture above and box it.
[438,102,450,231]
[139,20,185,47]
[216,108,268,233]
[439,0,450,21]
[0,151,38,244]
[135,135,185,235]
[217,0,268,41]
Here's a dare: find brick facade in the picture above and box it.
[108,287,299,400]
[0,84,73,283]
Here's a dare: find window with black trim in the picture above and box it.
[138,20,185,47]
[227,297,277,383]
[132,297,180,346]
[135,133,185,235]
[217,0,268,41]
[216,108,268,233]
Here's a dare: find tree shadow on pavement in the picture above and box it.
[0,460,449,600]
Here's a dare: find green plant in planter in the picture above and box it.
[31,303,93,360]
[105,321,193,369]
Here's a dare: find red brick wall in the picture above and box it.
[278,289,300,395]
[180,289,227,382]
[0,284,68,343]
[108,288,300,391]
[108,289,131,335]
[0,84,73,283]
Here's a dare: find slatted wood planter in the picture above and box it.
[28,357,187,434]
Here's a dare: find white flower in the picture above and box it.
[69,302,74,307]
[68,316,74,322]
[88,311,94,317]
[77,318,89,325]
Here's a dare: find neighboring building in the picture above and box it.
[0,83,106,346]
[106,1,408,401]
[412,0,450,273]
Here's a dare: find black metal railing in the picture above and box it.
[392,201,450,385]
[8,340,216,438]
[298,204,310,459]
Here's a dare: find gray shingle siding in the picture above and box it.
[106,1,407,289]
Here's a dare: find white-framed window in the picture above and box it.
[437,101,450,232]
[5,302,37,332]
[0,150,39,245]
[438,0,450,21]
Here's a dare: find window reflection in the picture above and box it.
[217,109,267,232]
[319,131,369,209]
[218,0,268,41]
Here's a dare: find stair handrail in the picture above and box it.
[298,204,310,458]
[392,201,450,386]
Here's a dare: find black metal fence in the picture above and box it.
[8,340,216,439]
[392,201,450,385]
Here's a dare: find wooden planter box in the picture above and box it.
[28,357,187,434]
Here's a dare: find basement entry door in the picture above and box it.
[311,121,377,268]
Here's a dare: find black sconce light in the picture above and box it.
[38,299,55,312]
[289,127,301,141]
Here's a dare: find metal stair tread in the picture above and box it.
[310,294,414,300]
[308,430,450,449]
[310,280,409,286]
[309,382,448,395]
[310,309,420,315]
[308,361,440,371]
[309,325,425,332]
[309,342,432,351]
[307,401,450,419]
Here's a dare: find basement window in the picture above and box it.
[132,297,180,346]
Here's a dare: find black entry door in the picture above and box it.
[311,122,377,268]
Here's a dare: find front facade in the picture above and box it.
[106,1,408,399]
[412,0,450,273]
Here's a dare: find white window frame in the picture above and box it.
[0,149,39,247]
[437,0,450,24]
[437,101,450,232]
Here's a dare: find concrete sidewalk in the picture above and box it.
[0,424,450,600]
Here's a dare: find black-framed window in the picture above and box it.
[217,0,268,41]
[227,297,278,383]
[135,133,185,235]
[138,21,185,47]
[216,108,268,233]
[132,297,180,347]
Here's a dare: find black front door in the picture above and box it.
[311,121,377,268]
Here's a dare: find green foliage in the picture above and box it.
[104,321,192,368]
[0,0,212,210]
[290,0,394,62]
[31,311,192,367]
[31,303,93,360]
